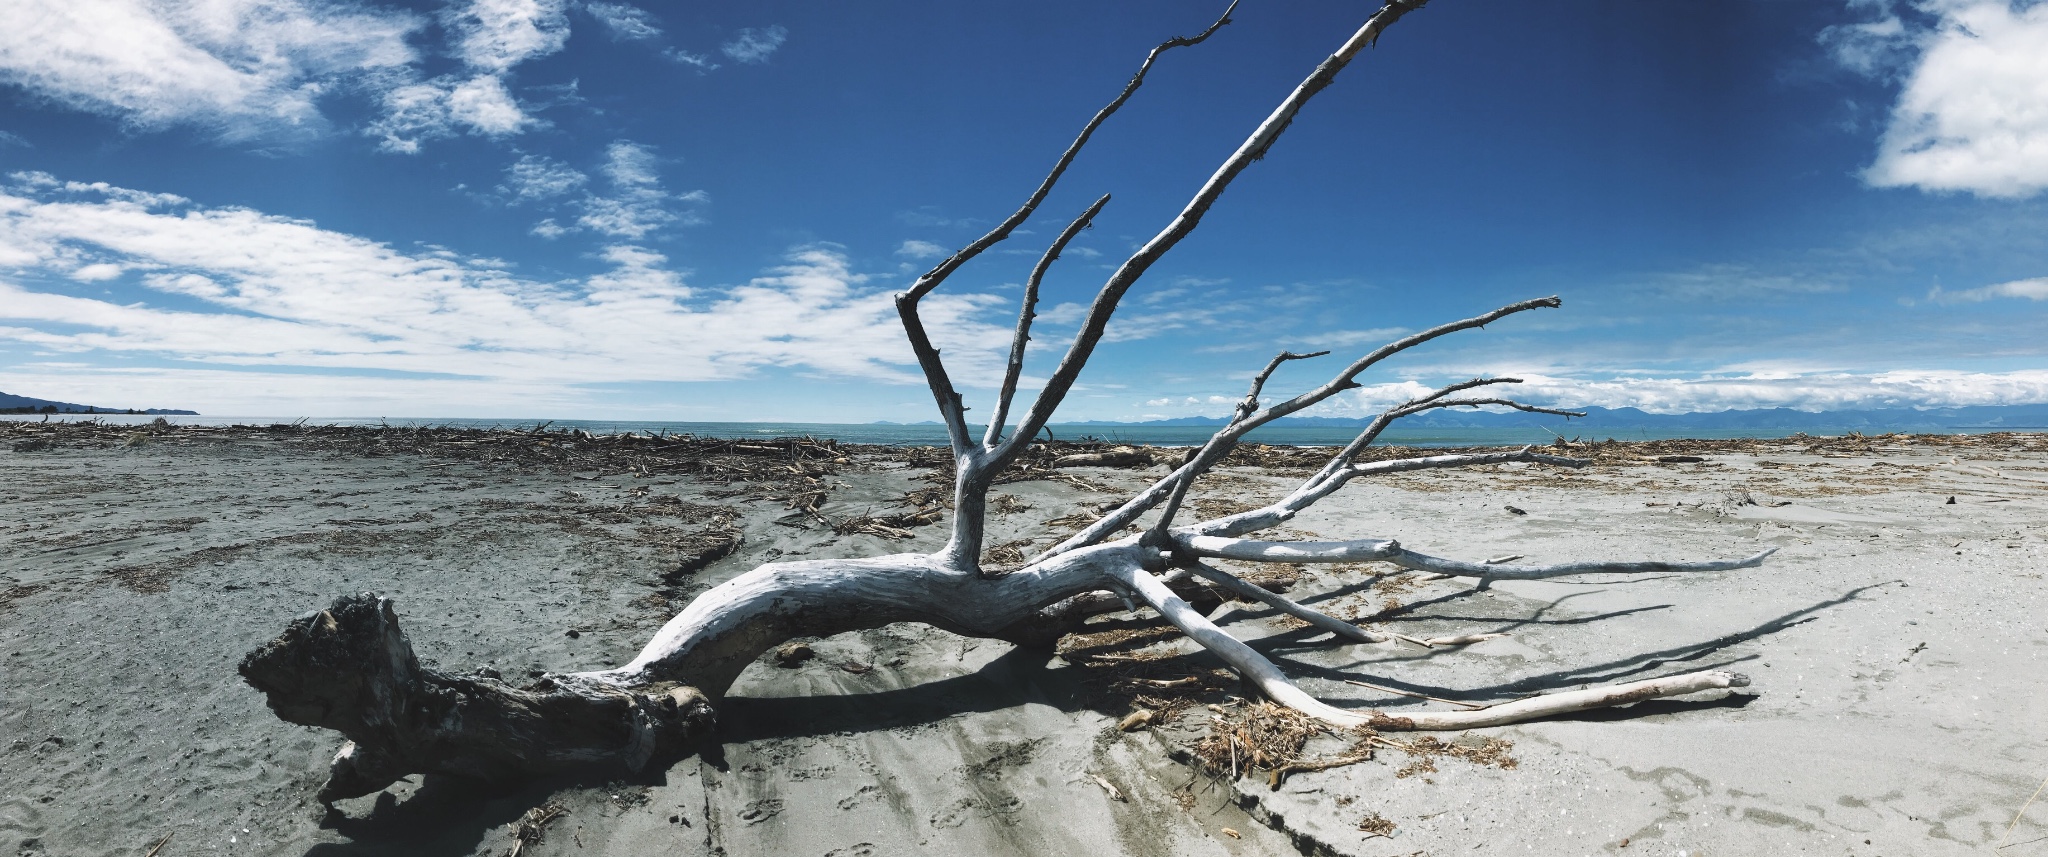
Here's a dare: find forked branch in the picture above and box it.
[897,1,1242,455]
[985,194,1112,448]
[1033,296,1563,563]
[996,0,1434,466]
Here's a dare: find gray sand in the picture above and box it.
[2,431,2043,856]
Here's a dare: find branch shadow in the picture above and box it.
[715,645,1087,743]
[291,580,1890,853]
[1261,581,1894,705]
[299,761,681,857]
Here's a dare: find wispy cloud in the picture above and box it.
[0,0,590,153]
[0,173,1011,400]
[581,2,661,42]
[895,239,948,260]
[721,26,788,64]
[1635,263,1845,301]
[444,0,570,73]
[1830,0,2048,198]
[575,141,703,238]
[0,0,418,143]
[1293,327,1410,350]
[1331,370,2048,415]
[1927,276,2048,303]
[499,154,588,203]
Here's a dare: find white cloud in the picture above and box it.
[530,218,567,239]
[69,263,124,282]
[1338,370,2048,415]
[575,141,703,238]
[0,0,418,141]
[583,2,661,41]
[444,0,570,73]
[444,74,532,136]
[1843,0,2048,198]
[0,173,1011,398]
[1638,263,1845,301]
[1927,275,2048,302]
[895,239,948,260]
[0,0,576,152]
[1294,327,1409,350]
[663,47,719,71]
[364,74,539,152]
[499,154,587,203]
[721,26,788,64]
[1037,302,1086,325]
[1820,6,1917,78]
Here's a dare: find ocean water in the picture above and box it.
[4,414,2030,448]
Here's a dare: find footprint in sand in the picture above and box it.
[737,798,784,824]
[929,797,979,828]
[836,784,881,811]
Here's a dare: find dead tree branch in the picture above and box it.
[244,2,1778,808]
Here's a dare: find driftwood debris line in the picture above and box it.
[0,419,1196,481]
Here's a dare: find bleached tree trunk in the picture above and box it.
[243,0,1773,804]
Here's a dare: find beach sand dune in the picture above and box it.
[3,424,2043,856]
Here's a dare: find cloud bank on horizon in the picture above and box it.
[1,1,2045,421]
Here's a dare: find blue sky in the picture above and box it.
[3,0,2047,421]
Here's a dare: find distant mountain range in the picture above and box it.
[0,390,198,415]
[1058,403,2048,430]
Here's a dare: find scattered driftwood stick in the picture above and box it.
[1055,446,1155,468]
[1420,633,1509,647]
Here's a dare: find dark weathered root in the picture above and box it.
[238,594,715,804]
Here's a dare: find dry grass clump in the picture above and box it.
[982,539,1032,568]
[1356,812,1397,837]
[829,506,943,539]
[1190,702,1377,788]
[989,493,1033,514]
[1382,734,1518,781]
[1188,703,1519,791]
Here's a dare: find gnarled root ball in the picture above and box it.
[238,593,716,804]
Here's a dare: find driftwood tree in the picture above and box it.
[242,0,1770,805]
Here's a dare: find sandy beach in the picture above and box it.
[3,422,2045,856]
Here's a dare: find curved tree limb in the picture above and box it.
[1106,562,1750,730]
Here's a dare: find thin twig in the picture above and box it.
[1341,678,1489,710]
[1998,770,2048,850]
